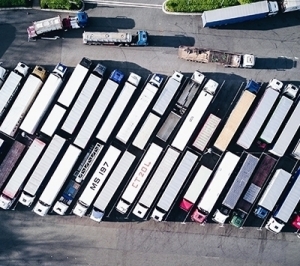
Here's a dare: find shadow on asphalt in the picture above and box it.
[0,24,16,59]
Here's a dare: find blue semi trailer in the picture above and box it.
[202,1,279,28]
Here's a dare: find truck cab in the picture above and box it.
[90,208,104,222]
[212,207,230,225]
[191,209,207,224]
[0,194,13,209]
[151,208,166,222]
[267,79,283,92]
[229,210,246,228]
[19,192,35,207]
[283,84,299,99]
[14,62,30,77]
[76,11,88,27]
[116,199,130,214]
[254,206,269,219]
[133,30,148,46]
[203,79,218,95]
[33,200,50,216]
[73,201,89,217]
[149,74,164,88]
[110,69,125,84]
[191,70,206,85]
[268,1,279,15]
[127,72,141,87]
[242,54,255,68]
[53,63,68,79]
[265,217,284,233]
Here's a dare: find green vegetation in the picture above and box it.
[0,0,30,7]
[40,0,83,10]
[165,0,259,13]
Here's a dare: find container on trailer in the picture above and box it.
[152,71,184,116]
[20,63,68,135]
[214,80,260,152]
[151,151,198,221]
[0,66,47,137]
[269,100,300,157]
[73,146,121,217]
[116,81,159,144]
[33,145,81,216]
[132,147,180,219]
[0,141,26,190]
[179,165,212,212]
[291,140,300,160]
[116,143,163,214]
[193,114,221,151]
[254,169,291,219]
[191,152,240,224]
[212,154,259,225]
[0,139,45,209]
[74,70,124,149]
[58,57,92,107]
[18,135,66,207]
[132,112,160,150]
[0,62,29,118]
[96,73,141,143]
[237,79,282,149]
[40,104,66,137]
[90,151,136,222]
[156,111,181,142]
[61,64,106,134]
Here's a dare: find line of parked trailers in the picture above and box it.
[0,59,300,236]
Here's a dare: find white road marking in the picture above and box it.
[84,0,162,9]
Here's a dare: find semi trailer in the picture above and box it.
[178,46,255,68]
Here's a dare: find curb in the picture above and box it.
[162,0,202,16]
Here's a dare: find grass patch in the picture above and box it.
[165,0,259,13]
[0,0,31,7]
[40,0,83,10]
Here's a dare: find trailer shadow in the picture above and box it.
[149,35,195,48]
[255,57,295,70]
[214,12,300,30]
[87,16,135,31]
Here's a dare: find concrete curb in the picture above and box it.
[162,0,202,16]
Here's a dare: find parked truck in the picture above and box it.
[156,111,181,142]
[212,154,259,225]
[0,139,46,209]
[179,165,212,212]
[96,73,141,143]
[214,80,261,152]
[74,70,124,149]
[116,143,163,214]
[237,79,283,150]
[280,0,300,13]
[116,74,163,144]
[260,84,298,144]
[254,169,291,219]
[40,104,66,137]
[58,57,92,108]
[0,62,29,119]
[20,63,68,135]
[265,168,300,233]
[178,46,255,68]
[90,151,136,222]
[191,152,240,224]
[151,151,198,221]
[61,64,106,135]
[27,11,88,40]
[0,141,26,190]
[132,147,180,219]
[172,79,219,151]
[33,144,81,216]
[230,154,277,228]
[152,71,184,116]
[132,112,160,150]
[52,143,103,215]
[201,1,279,28]
[83,30,148,46]
[269,99,300,157]
[18,135,66,207]
[0,65,7,88]
[291,140,300,160]
[73,146,121,217]
[0,66,47,137]
[193,114,221,152]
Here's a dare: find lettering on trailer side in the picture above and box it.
[91,162,109,190]
[132,162,152,188]
[74,143,102,181]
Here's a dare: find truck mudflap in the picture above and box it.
[90,208,104,222]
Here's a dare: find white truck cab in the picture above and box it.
[283,84,298,99]
[265,217,284,233]
[90,208,104,222]
[191,70,205,85]
[267,79,283,92]
[19,192,35,207]
[33,201,50,216]
[268,1,279,15]
[73,201,88,217]
[242,54,256,68]
[151,208,165,222]
[0,194,12,209]
[127,72,141,87]
[212,209,229,225]
[203,79,218,95]
[15,62,30,77]
[116,200,130,214]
